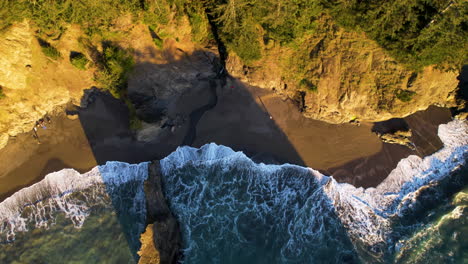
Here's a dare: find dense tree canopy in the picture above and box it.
[1,0,466,69]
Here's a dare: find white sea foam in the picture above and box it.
[1,119,466,262]
[160,119,468,262]
[0,162,148,242]
[321,120,468,252]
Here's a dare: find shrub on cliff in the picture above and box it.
[1,0,142,37]
[0,1,29,33]
[395,89,416,102]
[1,0,464,70]
[95,44,134,98]
[70,52,90,70]
[38,39,61,60]
[0,86,5,99]
[299,79,318,92]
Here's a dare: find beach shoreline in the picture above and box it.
[0,85,452,201]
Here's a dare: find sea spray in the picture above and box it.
[160,120,468,263]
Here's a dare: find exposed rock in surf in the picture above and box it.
[138,224,160,264]
[141,162,181,264]
[455,112,468,120]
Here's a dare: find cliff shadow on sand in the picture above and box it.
[74,47,311,262]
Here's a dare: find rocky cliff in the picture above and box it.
[0,21,95,148]
[0,9,464,150]
[226,16,461,124]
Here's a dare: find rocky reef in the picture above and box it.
[377,129,414,149]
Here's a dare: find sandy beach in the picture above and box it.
[0,81,452,201]
[0,109,97,201]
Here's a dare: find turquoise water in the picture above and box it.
[0,208,134,263]
[393,187,468,263]
[0,162,148,264]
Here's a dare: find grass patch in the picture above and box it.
[70,52,90,70]
[395,89,416,102]
[154,37,164,48]
[153,37,163,49]
[299,79,317,92]
[148,26,164,49]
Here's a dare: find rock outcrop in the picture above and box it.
[0,21,94,149]
[138,224,161,264]
[0,12,464,151]
[0,21,32,90]
[377,130,414,149]
[140,162,181,264]
[226,16,460,124]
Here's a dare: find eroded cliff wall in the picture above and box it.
[226,16,460,124]
[0,5,464,150]
[0,21,95,148]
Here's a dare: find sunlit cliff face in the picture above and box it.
[225,16,460,124]
[0,21,97,149]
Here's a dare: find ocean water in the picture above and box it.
[159,119,468,264]
[0,120,467,263]
[0,162,148,263]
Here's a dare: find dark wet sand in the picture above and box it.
[327,106,452,187]
[0,84,452,201]
[194,80,383,168]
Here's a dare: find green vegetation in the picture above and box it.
[176,0,465,69]
[199,0,322,63]
[299,79,318,92]
[38,39,61,60]
[125,100,143,131]
[95,44,134,98]
[153,37,164,49]
[185,4,212,44]
[0,86,5,99]
[142,0,171,27]
[0,0,142,37]
[0,1,28,33]
[148,26,164,49]
[322,0,467,70]
[395,89,416,102]
[2,0,464,69]
[70,52,89,70]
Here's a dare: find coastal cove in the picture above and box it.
[0,1,466,262]
[0,76,452,202]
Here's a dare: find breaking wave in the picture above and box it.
[160,120,468,263]
[0,162,148,260]
[0,119,466,263]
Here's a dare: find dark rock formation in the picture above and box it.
[140,162,181,264]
